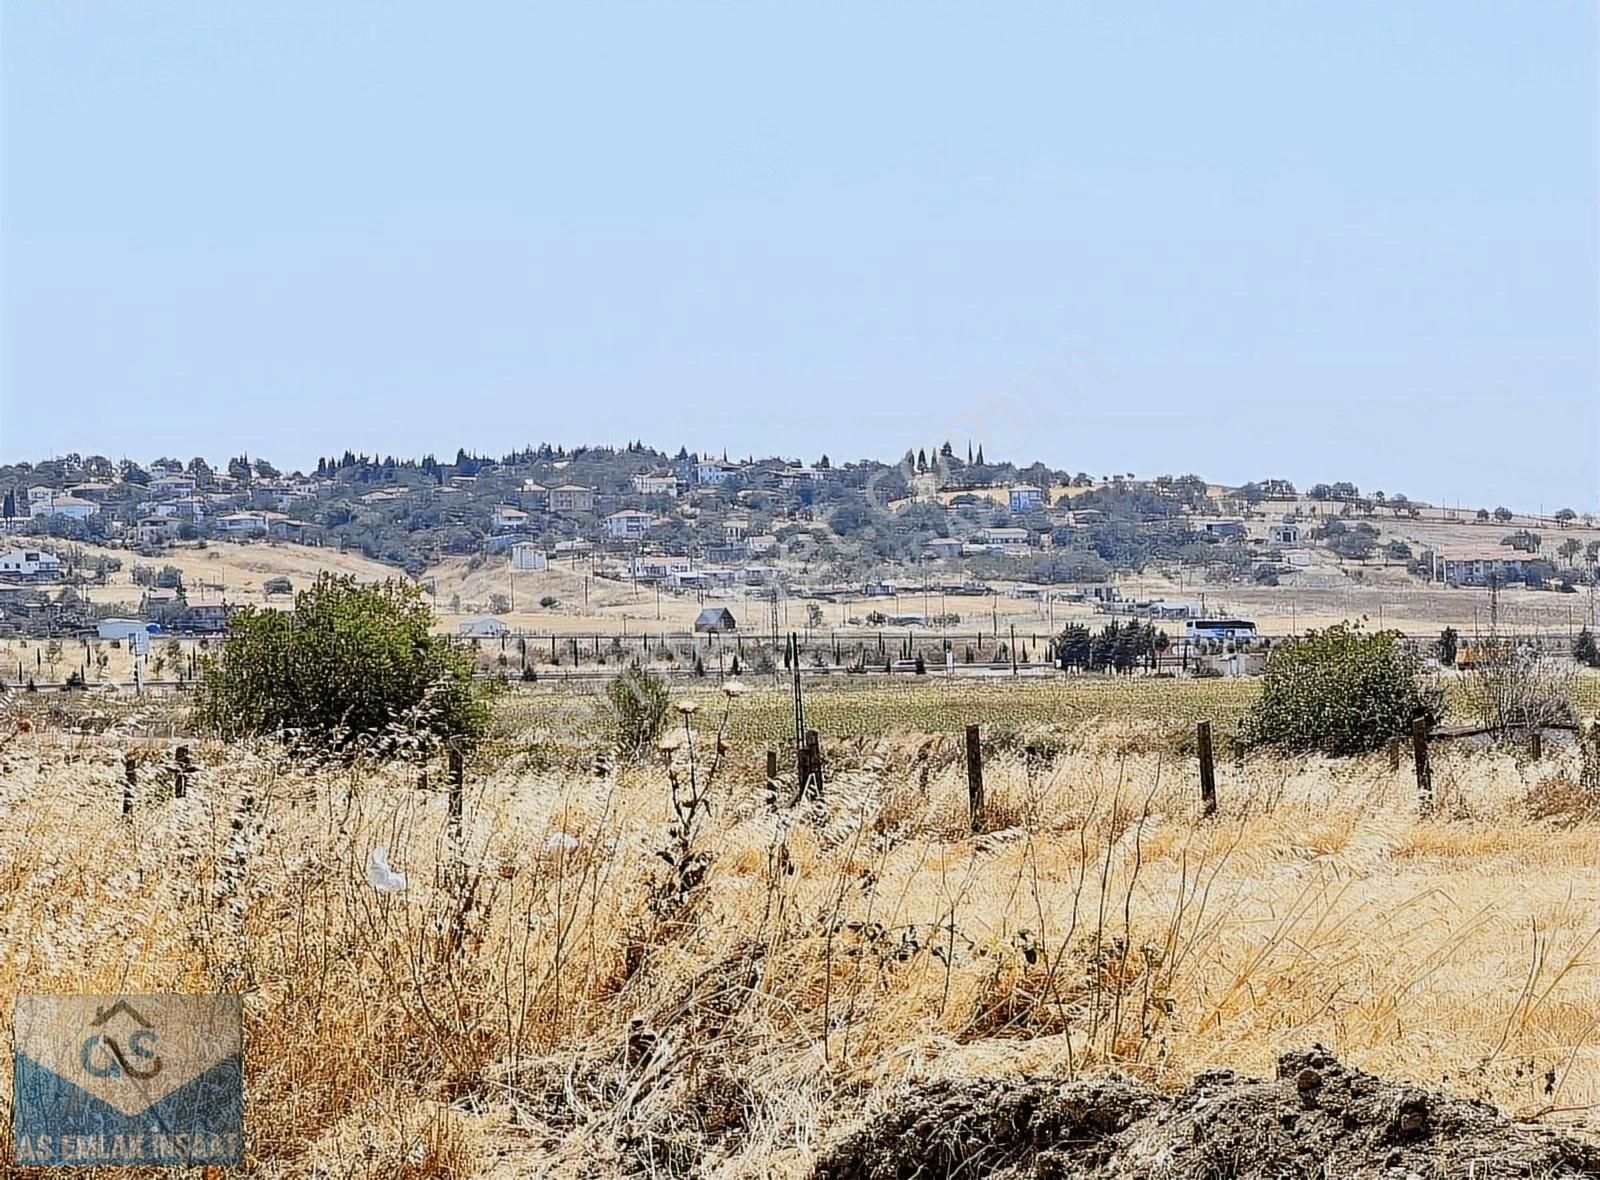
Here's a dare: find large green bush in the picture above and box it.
[195,573,485,749]
[1243,623,1437,755]
[608,663,671,757]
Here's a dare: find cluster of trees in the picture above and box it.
[1054,620,1170,674]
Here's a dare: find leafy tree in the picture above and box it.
[1476,508,1490,522]
[1494,506,1514,522]
[1555,508,1577,527]
[1559,538,1582,565]
[194,573,485,750]
[1573,629,1600,669]
[1244,623,1438,755]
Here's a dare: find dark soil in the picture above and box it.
[815,1046,1600,1179]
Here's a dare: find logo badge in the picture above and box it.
[13,994,242,1166]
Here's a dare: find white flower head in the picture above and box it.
[721,680,748,697]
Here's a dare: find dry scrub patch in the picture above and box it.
[0,721,1594,1177]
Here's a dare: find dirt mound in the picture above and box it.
[815,1047,1600,1179]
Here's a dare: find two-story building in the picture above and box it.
[30,495,98,521]
[492,504,531,532]
[150,473,199,499]
[216,511,269,536]
[0,548,62,580]
[695,460,740,486]
[1008,485,1046,513]
[631,473,679,497]
[550,485,595,513]
[1433,546,1531,587]
[604,510,654,541]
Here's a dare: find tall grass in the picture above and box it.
[0,709,1595,1177]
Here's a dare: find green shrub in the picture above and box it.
[608,663,670,757]
[194,573,485,750]
[1243,623,1437,755]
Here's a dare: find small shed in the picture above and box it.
[694,606,738,635]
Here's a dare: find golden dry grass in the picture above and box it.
[0,702,1595,1177]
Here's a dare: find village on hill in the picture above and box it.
[3,443,1598,684]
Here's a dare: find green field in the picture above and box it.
[491,670,1600,753]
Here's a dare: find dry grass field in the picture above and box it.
[0,679,1596,1177]
[71,541,399,609]
[38,530,1600,644]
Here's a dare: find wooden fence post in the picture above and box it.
[122,754,136,818]
[1197,721,1217,816]
[173,745,191,799]
[447,739,465,837]
[1582,718,1600,797]
[1528,728,1542,761]
[805,730,823,798]
[766,749,778,784]
[1387,736,1400,772]
[965,724,985,833]
[1412,716,1433,814]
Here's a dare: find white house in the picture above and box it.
[978,527,1031,551]
[458,617,510,639]
[492,504,531,532]
[149,473,198,498]
[604,509,654,541]
[135,516,181,544]
[746,534,778,556]
[631,473,679,497]
[26,485,55,508]
[695,460,740,486]
[509,543,548,571]
[30,495,98,521]
[98,618,155,642]
[216,511,269,535]
[774,465,824,490]
[550,485,595,513]
[924,537,964,559]
[623,553,694,580]
[1008,485,1045,513]
[1268,522,1301,546]
[722,518,749,542]
[0,548,62,580]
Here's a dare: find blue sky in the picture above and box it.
[2,3,1595,511]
